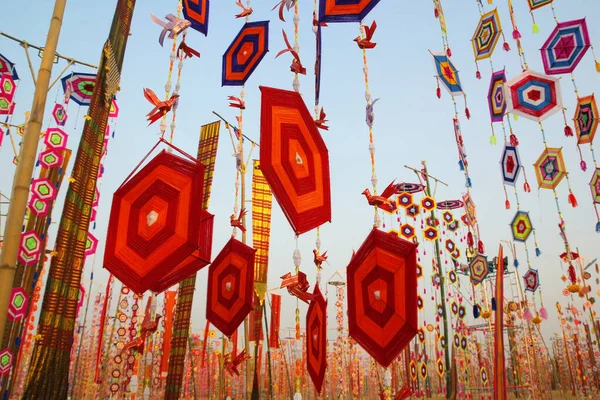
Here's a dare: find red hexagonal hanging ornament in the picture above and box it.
[260,86,331,235]
[347,229,418,368]
[306,284,327,394]
[206,237,256,337]
[104,144,214,294]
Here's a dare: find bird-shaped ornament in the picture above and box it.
[272,0,297,22]
[150,14,191,47]
[235,0,253,18]
[354,21,377,49]
[144,88,179,126]
[315,107,328,130]
[313,249,328,269]
[230,208,247,233]
[177,40,200,59]
[276,29,306,75]
[361,179,398,212]
[228,96,246,110]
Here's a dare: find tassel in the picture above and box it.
[514,259,519,268]
[532,23,540,34]
[524,181,531,193]
[436,87,441,99]
[539,307,548,320]
[488,0,492,4]
[434,7,439,18]
[473,304,480,319]
[505,199,511,210]
[503,41,510,52]
[568,192,578,208]
[568,265,577,283]
[523,309,533,320]
[478,240,484,255]
[581,160,587,171]
[466,177,472,188]
[467,232,474,248]
[513,29,521,40]
[465,107,471,120]
[476,70,481,80]
[458,159,464,171]
[446,48,452,57]
[596,221,600,232]
[509,134,519,146]
[535,247,541,257]
[492,298,497,311]
[35,160,40,167]
[564,125,573,137]
[596,60,600,72]
[489,135,497,145]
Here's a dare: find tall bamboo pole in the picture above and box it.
[420,161,451,398]
[0,0,67,337]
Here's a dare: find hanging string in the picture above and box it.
[359,22,380,228]
[507,0,529,71]
[168,27,186,144]
[160,35,179,140]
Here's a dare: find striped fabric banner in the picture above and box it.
[269,294,281,349]
[165,120,220,399]
[252,160,272,301]
[23,1,135,397]
[494,245,507,400]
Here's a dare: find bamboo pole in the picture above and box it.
[0,0,67,338]
[418,160,452,398]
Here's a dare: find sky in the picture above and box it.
[1,0,599,344]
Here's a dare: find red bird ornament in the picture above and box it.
[228,95,246,110]
[235,0,253,18]
[272,0,297,22]
[225,350,251,376]
[313,249,328,269]
[230,208,247,233]
[361,179,397,212]
[354,21,377,49]
[315,107,328,130]
[144,88,179,126]
[177,40,200,59]
[276,29,306,75]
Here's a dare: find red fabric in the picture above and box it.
[206,238,256,337]
[347,228,418,368]
[494,245,508,399]
[104,150,213,294]
[269,294,281,348]
[259,86,331,235]
[306,285,327,394]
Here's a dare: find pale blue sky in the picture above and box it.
[1,0,599,341]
